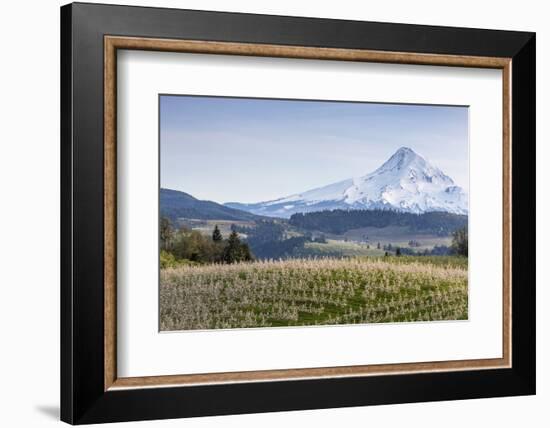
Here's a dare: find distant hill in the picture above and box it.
[289,209,468,236]
[160,188,263,222]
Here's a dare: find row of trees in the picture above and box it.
[289,209,468,236]
[160,217,253,265]
[388,226,468,257]
[371,226,467,257]
[159,216,468,264]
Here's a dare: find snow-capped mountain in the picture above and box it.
[225,147,468,218]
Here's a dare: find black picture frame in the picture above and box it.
[61,2,535,424]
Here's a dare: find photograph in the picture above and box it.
[159,95,470,331]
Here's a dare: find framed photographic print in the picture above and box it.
[60,2,536,424]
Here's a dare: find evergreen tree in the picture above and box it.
[223,230,240,263]
[160,217,173,250]
[451,226,468,256]
[222,230,253,264]
[212,225,223,242]
[395,247,401,256]
[377,242,381,249]
[240,241,253,262]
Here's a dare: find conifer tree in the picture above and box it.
[212,225,223,242]
[451,226,468,256]
[223,230,242,264]
[160,217,173,250]
[223,230,253,263]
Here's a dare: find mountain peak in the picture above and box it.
[391,146,420,161]
[376,146,423,173]
[396,146,415,155]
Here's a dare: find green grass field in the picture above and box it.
[160,256,468,331]
[334,225,453,250]
[303,239,386,257]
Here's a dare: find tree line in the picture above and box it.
[384,226,468,257]
[160,217,253,266]
[289,209,468,236]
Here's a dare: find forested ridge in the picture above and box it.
[289,209,468,235]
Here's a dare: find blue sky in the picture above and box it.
[160,95,469,203]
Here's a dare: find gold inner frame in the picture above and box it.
[104,35,512,391]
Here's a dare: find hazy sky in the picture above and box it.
[160,95,469,204]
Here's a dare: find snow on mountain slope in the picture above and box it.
[225,147,468,218]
